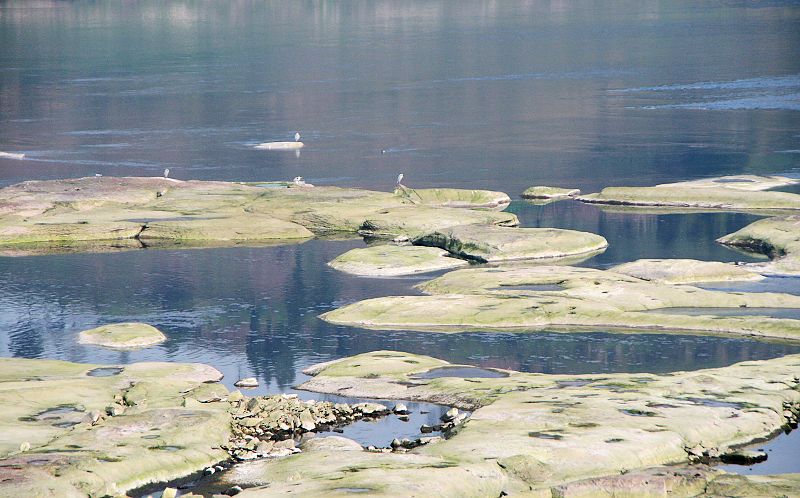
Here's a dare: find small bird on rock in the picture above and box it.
[163,168,170,178]
[294,132,301,142]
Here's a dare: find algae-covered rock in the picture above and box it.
[578,175,800,211]
[521,186,581,200]
[321,265,800,340]
[78,322,167,349]
[0,177,518,255]
[266,350,800,496]
[610,259,763,284]
[0,358,230,497]
[718,215,800,275]
[328,244,469,276]
[412,224,608,263]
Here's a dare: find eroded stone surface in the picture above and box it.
[718,215,800,276]
[521,186,581,200]
[578,175,800,211]
[77,322,167,349]
[412,224,608,263]
[611,258,764,284]
[225,350,800,497]
[328,244,469,276]
[0,358,230,497]
[321,265,800,340]
[0,177,518,254]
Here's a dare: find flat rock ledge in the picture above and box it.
[521,185,581,200]
[412,224,609,263]
[224,350,800,497]
[78,322,167,349]
[328,244,469,276]
[0,176,518,255]
[611,258,764,284]
[578,175,800,211]
[321,264,800,341]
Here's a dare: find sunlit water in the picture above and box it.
[1,0,800,473]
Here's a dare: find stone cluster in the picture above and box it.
[224,394,391,460]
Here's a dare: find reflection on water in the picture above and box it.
[1,0,799,193]
[0,0,800,465]
[2,233,799,393]
[509,201,765,267]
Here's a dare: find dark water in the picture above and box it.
[1,0,799,193]
[1,0,800,462]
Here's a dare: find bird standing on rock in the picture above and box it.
[163,168,170,178]
[294,132,301,142]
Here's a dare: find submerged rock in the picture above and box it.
[77,322,166,349]
[578,175,800,211]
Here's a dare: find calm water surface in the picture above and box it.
[1,2,800,392]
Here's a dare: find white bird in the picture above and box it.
[293,176,305,186]
[94,173,102,177]
[396,173,404,186]
[163,168,170,178]
[294,132,301,142]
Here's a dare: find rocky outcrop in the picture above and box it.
[578,175,800,211]
[0,177,518,255]
[521,185,581,200]
[718,215,800,275]
[223,350,800,497]
[321,264,800,341]
[411,224,608,263]
[328,244,468,276]
[77,322,167,349]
